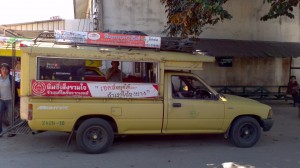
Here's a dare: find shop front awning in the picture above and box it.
[193,38,300,58]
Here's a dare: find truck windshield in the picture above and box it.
[171,75,217,99]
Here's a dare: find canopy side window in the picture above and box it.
[36,57,158,84]
[37,57,85,81]
[121,61,158,83]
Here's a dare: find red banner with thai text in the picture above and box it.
[87,32,161,48]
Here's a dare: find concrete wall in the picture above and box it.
[102,0,167,36]
[291,57,300,81]
[196,57,291,86]
[100,0,300,42]
[200,0,300,42]
[65,19,93,31]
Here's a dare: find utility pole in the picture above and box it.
[93,0,104,31]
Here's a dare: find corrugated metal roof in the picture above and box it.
[194,38,300,57]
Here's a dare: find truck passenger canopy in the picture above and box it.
[37,57,158,83]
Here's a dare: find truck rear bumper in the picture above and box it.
[262,118,274,131]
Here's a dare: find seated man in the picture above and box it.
[106,61,122,82]
[287,75,300,106]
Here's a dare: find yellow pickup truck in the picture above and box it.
[19,43,273,154]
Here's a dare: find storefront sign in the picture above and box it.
[31,80,159,98]
[217,57,233,67]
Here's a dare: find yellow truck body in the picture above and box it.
[0,48,22,57]
[20,43,273,154]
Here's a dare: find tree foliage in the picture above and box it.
[161,0,300,38]
[160,0,232,38]
[261,0,300,21]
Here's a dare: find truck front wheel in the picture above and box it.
[229,116,261,148]
[76,118,114,154]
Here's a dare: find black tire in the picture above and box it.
[229,116,261,148]
[76,118,114,154]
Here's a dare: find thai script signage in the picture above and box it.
[0,36,32,47]
[31,80,159,98]
[87,32,161,48]
[54,30,87,43]
[54,30,161,49]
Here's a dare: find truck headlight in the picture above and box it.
[267,109,273,119]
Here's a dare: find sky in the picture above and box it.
[0,0,74,25]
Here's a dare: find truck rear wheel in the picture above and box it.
[76,118,114,154]
[229,116,261,148]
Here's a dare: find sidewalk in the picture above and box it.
[260,99,300,146]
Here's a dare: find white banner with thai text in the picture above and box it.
[31,80,159,98]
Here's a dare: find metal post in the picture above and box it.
[10,41,16,127]
[298,105,300,118]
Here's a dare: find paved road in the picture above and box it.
[0,100,300,168]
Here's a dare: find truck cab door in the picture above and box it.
[165,74,225,133]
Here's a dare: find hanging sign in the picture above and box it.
[54,30,161,49]
[87,32,161,49]
[54,30,87,43]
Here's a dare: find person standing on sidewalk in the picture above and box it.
[0,63,16,137]
[287,75,300,106]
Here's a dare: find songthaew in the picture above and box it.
[19,31,273,154]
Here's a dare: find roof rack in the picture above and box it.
[30,30,197,54]
[33,31,55,44]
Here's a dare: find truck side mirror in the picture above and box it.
[214,94,220,100]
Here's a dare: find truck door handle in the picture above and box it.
[173,103,181,107]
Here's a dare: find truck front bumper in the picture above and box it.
[262,118,274,131]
